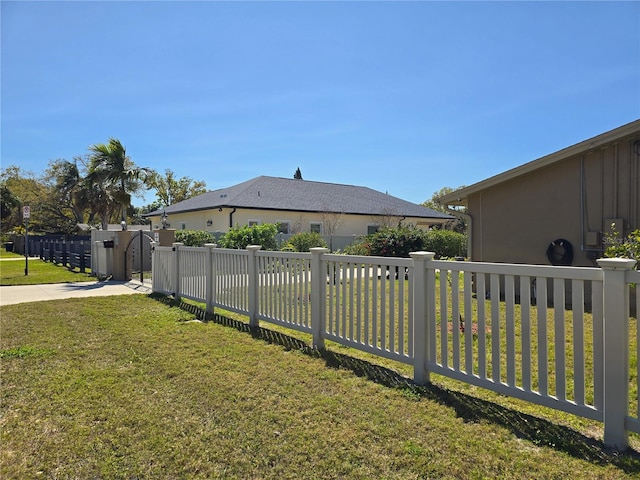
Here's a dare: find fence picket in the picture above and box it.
[451,270,460,370]
[490,273,501,383]
[440,271,448,369]
[554,278,566,402]
[505,274,516,387]
[572,279,586,406]
[537,276,549,397]
[477,273,487,379]
[520,275,532,392]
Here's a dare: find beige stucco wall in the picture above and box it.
[468,136,639,266]
[148,208,445,237]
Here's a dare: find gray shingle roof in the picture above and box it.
[147,176,453,220]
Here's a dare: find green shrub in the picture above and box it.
[424,229,467,259]
[604,228,639,268]
[218,223,278,250]
[175,230,215,247]
[367,227,427,258]
[283,232,327,252]
[340,227,467,259]
[341,239,370,256]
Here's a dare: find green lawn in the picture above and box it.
[0,248,23,259]
[0,257,94,285]
[2,294,640,479]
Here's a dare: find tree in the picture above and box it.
[374,207,402,229]
[83,179,119,230]
[41,159,90,231]
[294,167,303,180]
[422,186,467,233]
[0,182,20,233]
[321,211,342,236]
[87,138,150,228]
[0,165,48,233]
[146,168,207,206]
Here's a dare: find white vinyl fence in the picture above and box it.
[152,242,639,450]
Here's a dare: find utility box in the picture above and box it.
[585,231,599,247]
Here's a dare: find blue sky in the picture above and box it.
[2,1,639,207]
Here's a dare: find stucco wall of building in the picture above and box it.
[468,137,639,266]
[148,207,446,238]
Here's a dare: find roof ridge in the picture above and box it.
[261,175,370,190]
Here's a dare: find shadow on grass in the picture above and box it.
[152,294,640,474]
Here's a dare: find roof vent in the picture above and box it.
[220,193,227,198]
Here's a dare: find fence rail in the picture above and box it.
[151,242,638,450]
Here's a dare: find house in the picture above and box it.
[438,119,640,266]
[145,176,453,242]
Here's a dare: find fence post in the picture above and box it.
[311,248,330,350]
[204,243,217,315]
[246,245,262,328]
[172,242,183,301]
[62,242,68,267]
[150,241,157,292]
[79,248,86,273]
[410,251,435,385]
[597,257,637,450]
[94,241,101,277]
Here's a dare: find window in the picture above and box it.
[277,222,290,234]
[180,223,186,230]
[310,222,322,233]
[367,225,379,235]
[248,220,259,227]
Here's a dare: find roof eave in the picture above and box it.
[145,205,453,220]
[438,119,640,205]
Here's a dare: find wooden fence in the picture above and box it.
[38,238,91,272]
[152,242,639,450]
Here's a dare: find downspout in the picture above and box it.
[635,140,640,227]
[580,156,601,265]
[229,208,236,228]
[580,156,586,251]
[613,142,619,219]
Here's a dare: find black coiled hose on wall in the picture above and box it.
[546,238,574,266]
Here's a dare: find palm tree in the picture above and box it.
[83,177,119,230]
[87,138,149,229]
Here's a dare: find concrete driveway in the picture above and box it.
[0,280,152,306]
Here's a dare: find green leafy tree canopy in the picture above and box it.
[147,168,207,207]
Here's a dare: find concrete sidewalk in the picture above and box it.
[0,280,152,306]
